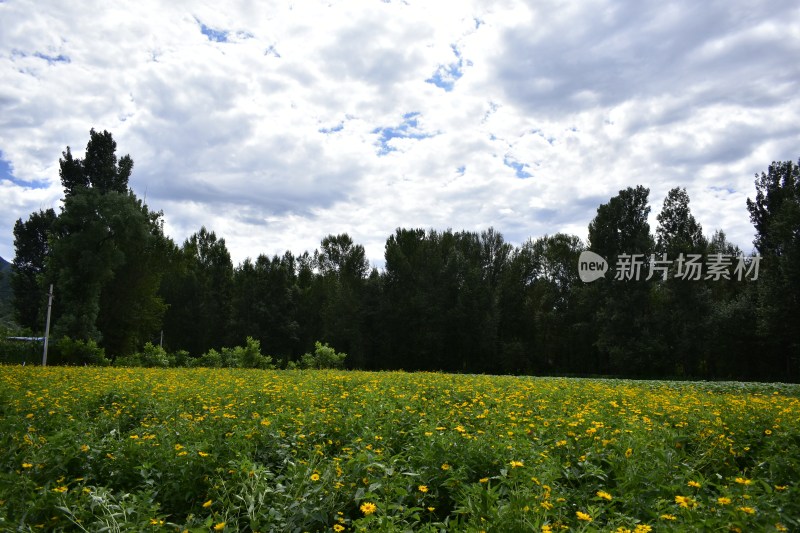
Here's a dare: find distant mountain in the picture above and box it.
[0,255,9,271]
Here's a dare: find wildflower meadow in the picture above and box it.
[1,366,798,532]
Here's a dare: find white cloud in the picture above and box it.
[1,0,799,267]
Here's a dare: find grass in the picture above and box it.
[0,366,798,532]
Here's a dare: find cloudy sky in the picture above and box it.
[1,0,798,266]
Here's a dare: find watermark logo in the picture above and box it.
[578,252,760,283]
[578,251,609,283]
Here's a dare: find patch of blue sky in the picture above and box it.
[33,52,70,64]
[456,165,466,176]
[319,123,344,134]
[503,156,532,179]
[530,129,556,145]
[0,153,48,188]
[265,45,281,58]
[372,112,435,156]
[196,18,229,42]
[425,45,467,92]
[709,185,736,194]
[0,156,12,182]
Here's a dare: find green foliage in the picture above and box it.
[587,186,657,375]
[185,337,275,369]
[159,227,233,356]
[115,342,174,368]
[747,159,800,377]
[50,336,110,366]
[298,341,347,369]
[11,209,56,330]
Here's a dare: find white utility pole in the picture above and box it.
[42,284,53,366]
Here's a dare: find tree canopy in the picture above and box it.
[9,132,799,380]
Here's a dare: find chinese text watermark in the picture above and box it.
[578,251,760,283]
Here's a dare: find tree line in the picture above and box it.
[9,130,800,381]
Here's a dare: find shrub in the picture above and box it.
[52,337,110,366]
[114,343,174,368]
[190,348,222,368]
[190,338,275,369]
[298,341,347,369]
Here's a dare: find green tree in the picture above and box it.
[525,234,586,373]
[230,252,300,361]
[702,230,758,379]
[11,208,56,330]
[60,129,132,196]
[315,234,370,367]
[46,131,170,356]
[746,159,800,379]
[655,187,705,257]
[160,227,233,355]
[652,187,708,376]
[587,186,656,375]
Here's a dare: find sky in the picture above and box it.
[1,0,799,267]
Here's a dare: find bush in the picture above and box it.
[297,341,347,369]
[116,342,175,368]
[190,348,222,368]
[190,337,275,369]
[51,337,110,366]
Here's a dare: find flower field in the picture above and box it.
[1,367,798,532]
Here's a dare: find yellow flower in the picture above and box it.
[734,477,751,485]
[333,525,345,532]
[625,448,632,458]
[509,460,524,468]
[202,499,213,508]
[776,523,787,532]
[775,485,787,491]
[717,497,731,505]
[687,480,701,488]
[198,451,209,457]
[659,514,676,520]
[22,463,33,469]
[675,495,696,508]
[441,463,450,470]
[737,506,755,515]
[418,485,428,493]
[427,506,435,511]
[174,444,184,451]
[542,526,553,533]
[310,473,320,481]
[149,518,164,526]
[52,486,68,493]
[360,501,377,515]
[633,526,652,533]
[80,444,90,452]
[576,511,592,522]
[764,429,772,435]
[213,522,226,531]
[596,490,612,501]
[479,477,489,483]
